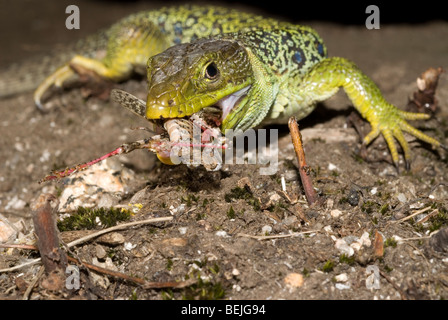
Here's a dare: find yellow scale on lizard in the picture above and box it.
[1,5,445,171]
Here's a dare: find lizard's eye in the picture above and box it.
[204,62,219,80]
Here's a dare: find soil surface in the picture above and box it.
[0,1,447,301]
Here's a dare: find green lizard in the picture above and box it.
[1,5,445,171]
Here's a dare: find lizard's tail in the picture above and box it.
[0,31,109,99]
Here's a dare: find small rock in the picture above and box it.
[335,239,355,257]
[326,198,334,210]
[215,230,229,238]
[335,273,348,283]
[335,283,351,290]
[347,188,360,206]
[124,242,136,251]
[284,170,298,182]
[428,227,448,254]
[261,225,272,234]
[161,238,188,247]
[330,209,343,218]
[397,193,407,203]
[282,216,297,226]
[0,216,17,242]
[284,273,304,289]
[5,196,27,211]
[98,232,125,246]
[178,227,188,235]
[328,163,338,171]
[269,193,282,202]
[95,245,107,260]
[232,268,240,276]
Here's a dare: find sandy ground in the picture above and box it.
[0,0,447,300]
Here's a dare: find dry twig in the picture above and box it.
[288,117,318,205]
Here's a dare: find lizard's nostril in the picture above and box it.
[168,99,174,105]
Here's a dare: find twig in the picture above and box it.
[0,216,173,273]
[31,194,67,274]
[0,243,194,290]
[22,266,45,300]
[392,206,432,224]
[65,256,196,289]
[288,117,318,205]
[0,258,42,273]
[237,229,320,241]
[66,216,173,247]
[416,209,439,224]
[379,269,408,300]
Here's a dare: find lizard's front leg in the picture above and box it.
[296,57,445,170]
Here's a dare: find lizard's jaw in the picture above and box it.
[214,85,251,122]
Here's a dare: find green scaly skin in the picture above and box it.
[3,5,444,170]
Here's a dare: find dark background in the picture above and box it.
[97,0,447,24]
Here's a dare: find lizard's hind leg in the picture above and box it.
[34,15,168,111]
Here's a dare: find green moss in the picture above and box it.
[339,254,355,265]
[167,259,228,300]
[384,238,397,248]
[361,201,378,214]
[351,153,365,164]
[227,206,236,219]
[57,206,131,231]
[224,186,260,211]
[129,289,138,300]
[384,265,394,273]
[166,258,173,271]
[181,194,199,207]
[302,268,310,277]
[182,277,226,300]
[322,260,335,273]
[379,203,389,215]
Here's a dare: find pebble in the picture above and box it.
[330,209,343,218]
[284,273,304,289]
[335,283,351,290]
[347,188,360,206]
[282,216,297,226]
[178,227,188,235]
[335,239,355,257]
[262,225,272,234]
[97,232,125,246]
[215,230,229,238]
[57,160,126,212]
[95,245,107,260]
[0,217,17,242]
[124,242,136,251]
[284,170,298,182]
[335,273,348,283]
[5,196,27,211]
[397,193,407,203]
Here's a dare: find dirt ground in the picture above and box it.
[0,1,447,301]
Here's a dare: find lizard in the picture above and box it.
[1,5,445,172]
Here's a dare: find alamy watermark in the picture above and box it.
[168,120,279,175]
[365,5,380,29]
[66,265,80,290]
[66,5,80,30]
[365,265,381,290]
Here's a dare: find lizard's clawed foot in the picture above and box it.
[34,65,75,112]
[363,107,444,172]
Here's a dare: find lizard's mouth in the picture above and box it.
[212,85,251,122]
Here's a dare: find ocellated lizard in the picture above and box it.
[1,5,445,170]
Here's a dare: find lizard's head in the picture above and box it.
[145,39,255,131]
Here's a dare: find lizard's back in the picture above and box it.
[0,5,323,99]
